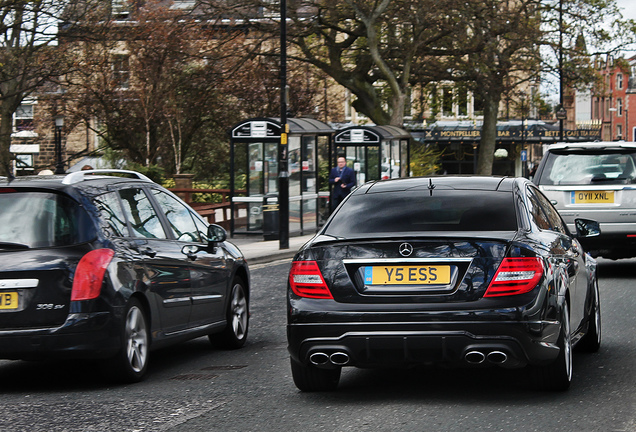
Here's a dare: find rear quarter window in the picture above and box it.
[0,191,95,248]
[324,190,517,237]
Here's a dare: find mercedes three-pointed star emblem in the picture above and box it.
[399,242,413,257]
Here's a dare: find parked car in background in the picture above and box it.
[533,142,636,259]
[0,170,250,382]
[288,176,601,392]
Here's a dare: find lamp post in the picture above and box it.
[278,0,289,249]
[54,115,65,174]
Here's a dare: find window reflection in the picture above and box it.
[119,189,166,239]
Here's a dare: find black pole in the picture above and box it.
[559,0,564,142]
[278,0,289,249]
[54,125,64,174]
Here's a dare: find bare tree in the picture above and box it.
[0,1,97,176]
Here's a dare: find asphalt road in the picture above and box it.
[0,258,634,432]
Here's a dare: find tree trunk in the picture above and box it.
[0,98,20,176]
[389,92,406,127]
[476,95,500,175]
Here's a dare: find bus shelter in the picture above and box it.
[229,117,334,239]
[332,125,412,186]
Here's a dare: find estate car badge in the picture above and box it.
[399,243,413,257]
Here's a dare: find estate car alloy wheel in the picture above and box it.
[210,277,249,349]
[106,298,149,383]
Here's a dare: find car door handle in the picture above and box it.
[142,247,157,258]
[185,251,197,261]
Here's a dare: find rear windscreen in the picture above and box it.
[0,191,95,248]
[538,150,636,185]
[323,190,517,237]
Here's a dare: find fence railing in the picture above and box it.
[169,188,246,231]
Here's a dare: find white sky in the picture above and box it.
[616,0,635,56]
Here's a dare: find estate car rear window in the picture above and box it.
[538,150,636,185]
[0,191,95,248]
[324,190,517,237]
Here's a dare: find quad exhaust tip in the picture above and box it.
[309,352,330,365]
[487,351,508,364]
[465,350,486,364]
[330,352,350,366]
[309,351,350,366]
[465,350,509,365]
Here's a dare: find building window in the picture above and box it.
[112,0,131,19]
[593,99,599,119]
[344,90,352,119]
[617,124,623,139]
[617,98,623,116]
[14,103,34,131]
[113,55,130,89]
[442,87,453,117]
[457,88,468,117]
[404,87,412,119]
[617,73,623,90]
[473,93,485,117]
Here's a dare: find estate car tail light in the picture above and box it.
[289,261,333,299]
[71,249,115,301]
[484,257,544,297]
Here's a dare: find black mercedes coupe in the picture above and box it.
[287,176,601,391]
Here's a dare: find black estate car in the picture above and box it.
[0,170,249,382]
[287,176,601,391]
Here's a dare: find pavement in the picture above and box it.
[228,233,316,265]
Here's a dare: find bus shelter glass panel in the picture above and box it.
[248,142,263,195]
[265,142,278,194]
[290,198,301,233]
[391,139,401,179]
[381,141,394,179]
[302,197,317,232]
[317,136,330,226]
[346,146,366,186]
[401,140,409,177]
[302,136,317,193]
[289,136,301,197]
[366,146,380,181]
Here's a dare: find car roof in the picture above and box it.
[547,142,636,151]
[356,176,517,195]
[0,170,155,196]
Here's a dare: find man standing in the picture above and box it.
[329,156,356,211]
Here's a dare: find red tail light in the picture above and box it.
[71,249,115,301]
[289,261,333,299]
[484,257,544,297]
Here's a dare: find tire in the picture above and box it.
[290,357,341,392]
[577,278,601,353]
[105,298,150,383]
[531,300,572,391]
[209,277,249,349]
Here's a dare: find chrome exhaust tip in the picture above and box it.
[487,351,508,364]
[309,352,330,365]
[465,351,486,364]
[330,352,350,366]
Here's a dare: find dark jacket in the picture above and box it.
[329,165,356,201]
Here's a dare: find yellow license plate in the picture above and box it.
[0,292,18,310]
[365,266,450,285]
[571,191,614,204]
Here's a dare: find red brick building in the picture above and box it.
[591,55,636,141]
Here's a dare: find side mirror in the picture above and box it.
[575,218,600,238]
[207,224,227,244]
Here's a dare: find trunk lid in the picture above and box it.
[302,235,514,304]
